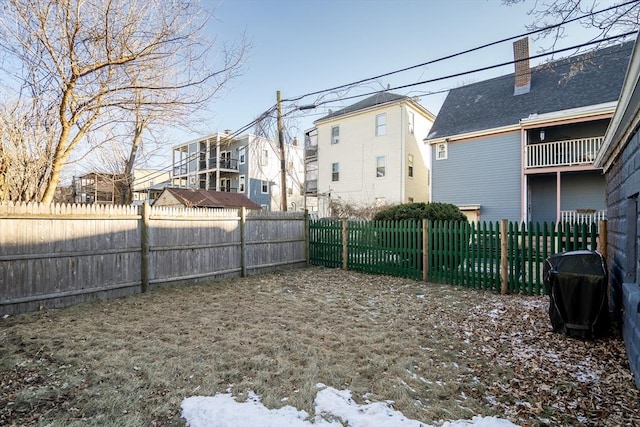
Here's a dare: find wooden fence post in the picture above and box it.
[500,219,508,294]
[599,219,607,260]
[141,202,150,293]
[304,209,309,266]
[422,219,428,282]
[342,218,348,270]
[240,207,247,277]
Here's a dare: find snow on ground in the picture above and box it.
[181,383,519,427]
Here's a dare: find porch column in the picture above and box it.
[556,170,561,223]
[216,134,221,192]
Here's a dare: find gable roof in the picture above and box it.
[595,37,640,171]
[157,188,261,210]
[315,92,415,122]
[427,41,634,140]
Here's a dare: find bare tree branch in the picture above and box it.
[0,0,248,203]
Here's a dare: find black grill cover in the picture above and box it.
[543,250,609,339]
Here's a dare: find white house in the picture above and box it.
[171,131,304,211]
[306,92,435,217]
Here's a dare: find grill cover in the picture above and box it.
[543,250,609,339]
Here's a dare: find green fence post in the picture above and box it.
[501,219,508,294]
[342,218,348,270]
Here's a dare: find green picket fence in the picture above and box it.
[309,219,600,295]
[347,220,422,279]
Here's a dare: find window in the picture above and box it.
[287,187,293,196]
[261,180,269,194]
[408,154,414,177]
[375,114,386,136]
[408,111,415,134]
[331,126,340,144]
[261,149,269,166]
[436,142,448,160]
[332,163,339,181]
[239,147,246,164]
[408,197,414,203]
[376,156,386,177]
[239,175,245,192]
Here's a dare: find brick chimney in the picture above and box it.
[513,37,531,95]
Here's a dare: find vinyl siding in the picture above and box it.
[431,132,521,222]
[560,171,605,211]
[529,175,556,224]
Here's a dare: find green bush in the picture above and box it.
[372,202,467,222]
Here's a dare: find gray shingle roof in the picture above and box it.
[162,188,261,210]
[427,41,634,140]
[315,92,409,122]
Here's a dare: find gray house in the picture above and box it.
[425,38,633,224]
[594,37,640,389]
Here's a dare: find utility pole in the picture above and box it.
[277,90,287,211]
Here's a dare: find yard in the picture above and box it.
[1,266,638,426]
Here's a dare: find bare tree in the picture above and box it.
[0,0,247,203]
[503,0,640,51]
[0,97,54,202]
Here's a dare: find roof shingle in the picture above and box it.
[427,41,634,140]
[161,188,261,210]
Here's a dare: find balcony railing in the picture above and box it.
[305,146,318,159]
[207,158,239,171]
[305,180,318,194]
[560,209,606,227]
[526,137,603,169]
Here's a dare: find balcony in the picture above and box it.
[305,145,317,160]
[525,136,603,169]
[305,180,318,195]
[208,158,239,172]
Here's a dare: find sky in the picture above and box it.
[180,383,520,426]
[168,0,620,151]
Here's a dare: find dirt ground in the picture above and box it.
[1,266,639,426]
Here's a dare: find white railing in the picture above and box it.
[526,137,604,168]
[560,209,607,227]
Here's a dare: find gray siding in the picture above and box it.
[529,175,557,224]
[249,178,272,208]
[432,132,521,222]
[560,171,606,211]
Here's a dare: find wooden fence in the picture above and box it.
[309,219,603,295]
[0,202,307,315]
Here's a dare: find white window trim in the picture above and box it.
[239,147,246,165]
[331,126,340,144]
[261,180,269,194]
[436,142,448,160]
[239,175,245,193]
[376,156,386,178]
[375,113,386,136]
[332,162,339,182]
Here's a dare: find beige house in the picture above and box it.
[307,92,435,217]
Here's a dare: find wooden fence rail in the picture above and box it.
[0,202,307,315]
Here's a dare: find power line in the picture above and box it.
[282,0,640,104]
[305,31,637,113]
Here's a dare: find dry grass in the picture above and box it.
[1,266,638,426]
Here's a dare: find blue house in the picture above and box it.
[425,38,633,224]
[594,36,640,389]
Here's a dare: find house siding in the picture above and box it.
[315,99,433,215]
[431,132,521,222]
[605,130,640,388]
[560,171,605,211]
[529,175,556,224]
